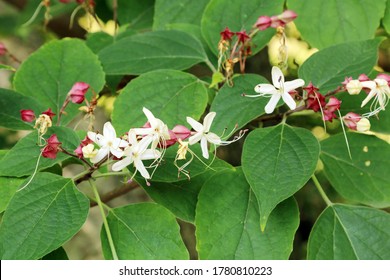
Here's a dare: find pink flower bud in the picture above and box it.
[172,125,191,140]
[220,27,235,41]
[256,16,272,30]
[74,136,94,158]
[270,15,284,28]
[68,82,90,104]
[342,112,361,130]
[42,108,56,119]
[358,74,370,82]
[20,109,36,122]
[303,82,319,94]
[0,43,7,56]
[42,134,62,159]
[159,130,177,148]
[279,10,297,24]
[325,97,341,112]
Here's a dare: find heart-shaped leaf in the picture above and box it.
[307,204,390,259]
[0,172,89,259]
[101,203,189,259]
[242,124,319,230]
[196,168,299,259]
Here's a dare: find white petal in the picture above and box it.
[112,157,133,171]
[282,92,296,110]
[265,93,281,114]
[132,127,153,136]
[134,158,150,179]
[360,81,376,89]
[141,149,161,160]
[90,147,109,163]
[206,132,221,145]
[110,147,124,158]
[138,136,153,153]
[361,89,377,107]
[142,107,158,128]
[203,112,216,132]
[271,66,284,89]
[127,130,138,145]
[103,122,116,140]
[186,116,204,132]
[284,79,305,92]
[200,136,209,159]
[188,132,203,145]
[87,132,98,143]
[254,84,277,95]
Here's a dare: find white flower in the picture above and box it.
[112,130,161,179]
[82,143,98,159]
[186,112,221,159]
[132,107,170,149]
[248,66,305,114]
[356,118,371,132]
[361,78,390,117]
[87,121,128,163]
[346,80,362,95]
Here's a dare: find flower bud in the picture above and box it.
[0,42,7,56]
[172,125,191,140]
[358,74,370,82]
[236,30,250,43]
[342,112,361,130]
[356,117,371,132]
[255,16,272,30]
[68,82,90,104]
[20,109,36,122]
[346,80,362,95]
[42,134,61,159]
[325,97,341,112]
[82,143,98,159]
[278,10,298,24]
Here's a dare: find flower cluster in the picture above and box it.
[78,108,244,182]
[345,74,390,118]
[244,67,372,133]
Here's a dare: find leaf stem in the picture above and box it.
[204,58,217,73]
[89,179,119,260]
[93,171,130,179]
[311,174,333,206]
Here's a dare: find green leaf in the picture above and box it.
[0,126,80,177]
[0,177,24,213]
[116,0,155,30]
[98,30,208,75]
[0,88,46,130]
[288,0,387,49]
[41,247,68,260]
[210,74,269,135]
[320,133,390,208]
[101,203,189,259]
[142,159,232,222]
[383,0,390,34]
[196,168,299,259]
[13,38,105,126]
[0,172,89,259]
[299,38,383,93]
[153,0,210,30]
[112,69,208,134]
[307,204,390,259]
[242,124,319,230]
[201,0,284,56]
